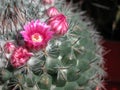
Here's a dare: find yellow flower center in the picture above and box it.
[31,33,43,42]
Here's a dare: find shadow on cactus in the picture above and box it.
[0,0,105,90]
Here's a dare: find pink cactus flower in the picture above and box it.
[47,14,69,35]
[4,42,16,54]
[47,6,59,17]
[43,0,54,4]
[10,47,33,68]
[20,20,53,51]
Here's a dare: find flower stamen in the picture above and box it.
[31,33,43,42]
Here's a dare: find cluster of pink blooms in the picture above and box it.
[3,0,69,68]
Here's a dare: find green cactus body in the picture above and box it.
[0,0,105,90]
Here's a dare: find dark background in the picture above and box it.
[82,0,120,41]
[67,0,120,41]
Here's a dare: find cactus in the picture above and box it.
[0,0,105,90]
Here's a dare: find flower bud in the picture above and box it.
[4,42,15,54]
[47,6,59,17]
[10,47,33,68]
[48,14,69,35]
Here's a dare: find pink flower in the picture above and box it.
[10,47,33,68]
[20,20,53,51]
[43,0,54,4]
[47,14,69,35]
[4,42,16,54]
[47,6,59,17]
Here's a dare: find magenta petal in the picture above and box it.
[20,20,53,51]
